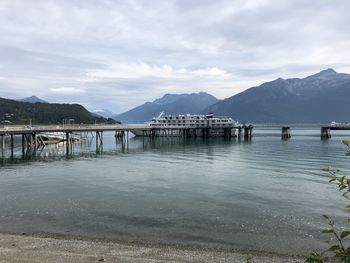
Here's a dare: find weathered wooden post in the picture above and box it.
[124,131,129,151]
[224,128,232,138]
[238,127,242,138]
[22,134,25,155]
[232,128,236,138]
[96,131,103,152]
[101,131,104,152]
[281,126,291,139]
[29,133,33,148]
[10,134,14,158]
[244,125,253,140]
[321,127,331,139]
[25,134,30,147]
[66,132,70,155]
[1,135,4,154]
[34,133,37,148]
[96,131,99,151]
[10,134,13,149]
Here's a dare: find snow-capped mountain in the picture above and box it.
[204,69,350,123]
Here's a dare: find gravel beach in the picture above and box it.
[0,233,305,263]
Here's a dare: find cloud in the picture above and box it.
[49,87,86,95]
[0,0,349,113]
[86,63,231,80]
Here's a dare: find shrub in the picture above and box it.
[307,140,350,262]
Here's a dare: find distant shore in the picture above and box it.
[0,233,304,263]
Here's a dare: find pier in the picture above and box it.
[0,124,253,156]
[321,125,350,139]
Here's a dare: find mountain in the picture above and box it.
[0,97,117,125]
[92,109,116,119]
[18,95,48,104]
[204,69,350,123]
[113,92,219,123]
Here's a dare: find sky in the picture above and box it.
[0,0,349,114]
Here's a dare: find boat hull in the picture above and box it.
[131,127,237,137]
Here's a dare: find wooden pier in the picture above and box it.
[0,124,253,157]
[2,123,349,159]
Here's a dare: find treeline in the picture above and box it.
[0,97,118,125]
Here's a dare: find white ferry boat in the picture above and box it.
[133,112,239,137]
[330,121,350,127]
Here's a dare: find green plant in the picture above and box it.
[307,140,350,262]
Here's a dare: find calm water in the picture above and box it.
[0,126,349,255]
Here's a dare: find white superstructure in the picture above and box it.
[149,112,237,128]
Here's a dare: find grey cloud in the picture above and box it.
[0,0,349,113]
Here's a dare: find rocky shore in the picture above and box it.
[0,233,304,263]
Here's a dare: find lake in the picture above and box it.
[0,126,349,255]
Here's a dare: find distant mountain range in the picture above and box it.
[0,97,116,125]
[92,109,116,119]
[114,69,350,124]
[5,68,350,124]
[205,68,350,123]
[113,92,219,123]
[18,95,48,104]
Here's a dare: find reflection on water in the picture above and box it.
[1,134,250,164]
[0,127,350,255]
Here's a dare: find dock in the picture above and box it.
[0,124,253,157]
[321,125,350,139]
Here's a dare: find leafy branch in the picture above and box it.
[307,140,350,263]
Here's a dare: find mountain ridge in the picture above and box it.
[204,68,350,123]
[113,92,218,123]
[18,95,48,104]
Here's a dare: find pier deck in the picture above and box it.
[0,124,154,135]
[0,124,250,135]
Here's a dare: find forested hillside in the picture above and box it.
[0,97,117,125]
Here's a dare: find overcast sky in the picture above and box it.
[0,0,349,113]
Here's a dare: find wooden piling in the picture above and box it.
[10,134,13,149]
[244,125,253,140]
[1,135,4,151]
[281,126,291,139]
[10,134,14,157]
[95,131,103,152]
[29,134,33,148]
[66,132,70,155]
[321,127,331,139]
[34,133,37,148]
[22,134,25,155]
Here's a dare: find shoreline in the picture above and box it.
[0,233,305,262]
